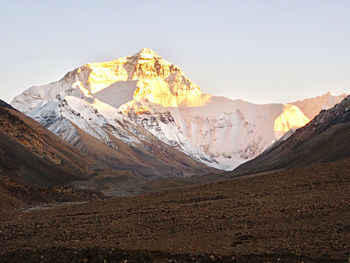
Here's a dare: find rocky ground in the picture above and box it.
[0,176,105,211]
[1,159,350,262]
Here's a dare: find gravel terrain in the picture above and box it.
[1,159,350,262]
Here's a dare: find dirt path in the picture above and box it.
[20,201,88,212]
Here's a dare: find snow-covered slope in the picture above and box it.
[290,92,348,120]
[234,95,350,175]
[11,48,346,171]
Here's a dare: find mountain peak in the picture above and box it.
[134,48,159,58]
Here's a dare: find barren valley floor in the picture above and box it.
[1,159,350,262]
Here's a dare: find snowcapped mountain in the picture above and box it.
[234,95,350,175]
[290,92,348,120]
[11,48,346,171]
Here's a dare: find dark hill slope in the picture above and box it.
[0,99,92,186]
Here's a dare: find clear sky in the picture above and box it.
[0,0,349,104]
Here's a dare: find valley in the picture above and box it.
[1,49,349,262]
[2,1,350,261]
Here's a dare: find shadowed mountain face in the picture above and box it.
[0,99,93,186]
[234,95,350,175]
[0,99,108,209]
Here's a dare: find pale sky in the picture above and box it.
[0,0,349,104]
